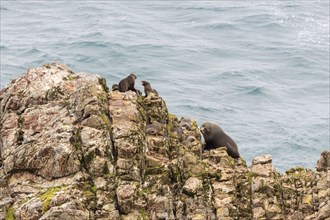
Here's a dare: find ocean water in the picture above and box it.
[0,1,329,172]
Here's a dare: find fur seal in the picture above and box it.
[146,121,162,135]
[179,118,192,130]
[112,84,119,91]
[200,122,239,158]
[141,80,158,96]
[118,73,137,93]
[182,136,197,146]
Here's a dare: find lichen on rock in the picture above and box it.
[0,63,329,219]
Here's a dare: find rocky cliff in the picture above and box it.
[0,63,329,220]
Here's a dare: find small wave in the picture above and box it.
[209,22,236,30]
[20,48,44,56]
[80,32,104,38]
[236,13,272,24]
[259,21,284,29]
[75,55,97,63]
[238,86,265,96]
[221,71,244,79]
[222,107,237,113]
[70,41,111,49]
[179,103,218,114]
[192,21,237,31]
[290,56,311,68]
[174,5,226,12]
[41,27,62,33]
[0,6,9,11]
[76,5,106,13]
[247,87,264,95]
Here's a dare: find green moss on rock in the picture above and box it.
[99,113,111,127]
[6,207,14,220]
[85,150,95,165]
[285,166,307,174]
[39,186,62,213]
[138,208,149,220]
[69,128,82,151]
[82,183,97,199]
[98,77,109,92]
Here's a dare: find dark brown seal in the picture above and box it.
[141,80,158,96]
[146,121,162,135]
[118,73,137,93]
[182,136,197,146]
[179,118,192,130]
[200,122,239,158]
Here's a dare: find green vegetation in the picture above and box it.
[138,208,149,220]
[16,115,25,145]
[98,77,109,92]
[62,97,70,107]
[247,172,256,184]
[99,113,111,127]
[167,116,178,139]
[168,113,177,120]
[16,130,24,145]
[63,73,80,81]
[17,90,24,99]
[105,172,116,178]
[39,186,62,214]
[6,207,14,220]
[91,185,97,193]
[83,190,94,198]
[68,74,75,80]
[69,128,82,151]
[145,165,164,175]
[285,166,306,174]
[43,63,51,69]
[85,150,95,165]
[17,116,24,127]
[102,163,110,174]
[137,188,152,197]
[22,197,29,204]
[136,102,148,122]
[82,183,97,198]
[304,194,312,205]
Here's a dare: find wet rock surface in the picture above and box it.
[0,64,329,219]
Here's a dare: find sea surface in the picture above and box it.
[1,1,329,172]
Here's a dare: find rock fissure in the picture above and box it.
[8,168,40,176]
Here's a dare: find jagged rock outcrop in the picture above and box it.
[0,63,329,220]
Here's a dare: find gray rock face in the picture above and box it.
[0,64,329,219]
[182,177,202,196]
